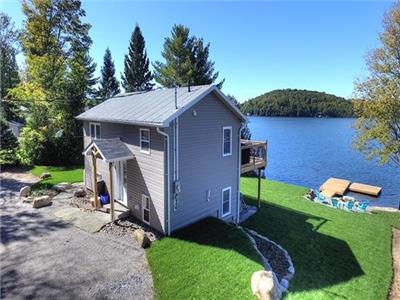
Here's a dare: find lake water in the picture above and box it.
[248,116,399,208]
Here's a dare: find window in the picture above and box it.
[222,126,232,156]
[90,122,101,140]
[221,187,231,217]
[142,194,151,224]
[140,128,150,154]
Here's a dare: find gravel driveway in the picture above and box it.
[0,169,154,299]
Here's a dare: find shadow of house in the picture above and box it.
[243,196,364,294]
[170,197,364,295]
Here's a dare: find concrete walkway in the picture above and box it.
[0,168,154,299]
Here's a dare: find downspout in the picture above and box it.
[157,127,171,236]
[237,123,244,223]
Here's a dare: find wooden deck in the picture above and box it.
[240,139,267,174]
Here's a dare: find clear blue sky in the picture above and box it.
[1,0,393,101]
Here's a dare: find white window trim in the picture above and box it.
[142,194,150,225]
[140,128,151,154]
[89,122,101,140]
[221,186,231,217]
[222,126,232,157]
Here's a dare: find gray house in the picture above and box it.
[77,85,266,235]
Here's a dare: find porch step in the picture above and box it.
[102,202,131,220]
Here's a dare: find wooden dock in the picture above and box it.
[320,178,351,197]
[349,182,382,197]
[320,177,382,198]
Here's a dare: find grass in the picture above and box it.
[147,218,264,299]
[148,178,399,299]
[242,178,400,300]
[31,165,84,189]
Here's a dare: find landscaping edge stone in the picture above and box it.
[235,224,295,296]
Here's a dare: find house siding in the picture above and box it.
[169,91,242,232]
[83,122,165,233]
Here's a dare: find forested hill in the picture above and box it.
[240,89,355,117]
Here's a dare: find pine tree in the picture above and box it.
[121,25,153,92]
[153,24,223,88]
[97,48,120,100]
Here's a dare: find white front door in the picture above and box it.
[115,161,127,206]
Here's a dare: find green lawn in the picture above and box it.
[31,165,84,189]
[148,178,400,299]
[147,218,264,299]
[242,178,400,300]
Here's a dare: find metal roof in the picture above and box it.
[76,85,246,127]
[83,138,134,163]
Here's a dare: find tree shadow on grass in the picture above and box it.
[171,197,364,296]
[243,195,364,295]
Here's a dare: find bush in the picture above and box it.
[17,127,45,165]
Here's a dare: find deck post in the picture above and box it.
[91,148,99,209]
[109,162,115,222]
[257,169,261,208]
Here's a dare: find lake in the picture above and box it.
[248,116,399,208]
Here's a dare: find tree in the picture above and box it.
[0,116,19,166]
[153,24,223,88]
[10,0,97,165]
[353,2,400,167]
[97,48,120,100]
[121,24,153,92]
[227,95,252,140]
[0,13,21,121]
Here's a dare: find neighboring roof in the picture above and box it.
[83,138,134,163]
[76,85,246,127]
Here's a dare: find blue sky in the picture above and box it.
[1,0,393,101]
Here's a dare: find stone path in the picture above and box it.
[1,168,154,299]
[390,228,400,300]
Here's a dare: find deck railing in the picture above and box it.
[240,139,267,174]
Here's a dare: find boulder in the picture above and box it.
[74,188,87,198]
[52,182,72,193]
[19,186,31,198]
[133,229,151,248]
[251,270,280,300]
[32,195,52,208]
[40,172,51,179]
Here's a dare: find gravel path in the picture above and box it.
[1,168,154,299]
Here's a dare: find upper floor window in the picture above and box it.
[90,122,101,140]
[140,128,150,154]
[222,126,232,156]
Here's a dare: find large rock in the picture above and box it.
[52,182,72,193]
[19,186,31,198]
[251,270,280,300]
[74,188,87,198]
[40,172,51,179]
[32,195,52,208]
[133,229,151,248]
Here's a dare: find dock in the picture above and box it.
[349,182,382,197]
[320,178,351,197]
[320,177,382,198]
